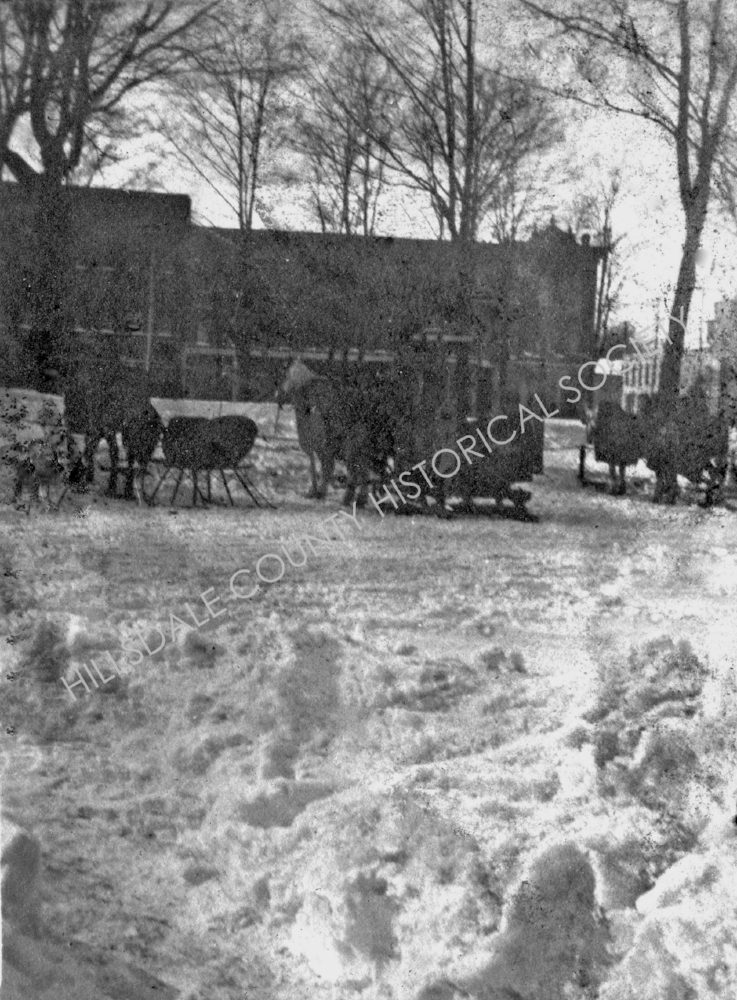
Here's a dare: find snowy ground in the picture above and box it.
[2,408,737,999]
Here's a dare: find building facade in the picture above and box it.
[0,182,607,413]
[707,299,737,420]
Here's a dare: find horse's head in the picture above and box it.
[275,359,318,405]
[576,398,597,437]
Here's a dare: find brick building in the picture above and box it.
[0,182,607,413]
[0,182,235,397]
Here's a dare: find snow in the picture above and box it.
[2,412,737,998]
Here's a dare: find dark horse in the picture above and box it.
[640,389,729,506]
[579,389,728,505]
[63,339,162,500]
[276,359,397,506]
[579,400,647,495]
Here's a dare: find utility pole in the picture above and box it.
[145,254,155,373]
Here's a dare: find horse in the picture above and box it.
[579,400,647,495]
[63,343,162,500]
[275,360,331,498]
[276,359,396,506]
[640,391,729,506]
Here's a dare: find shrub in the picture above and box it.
[1,394,68,493]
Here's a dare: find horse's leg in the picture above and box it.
[80,433,98,488]
[660,468,678,504]
[702,473,715,508]
[702,461,722,507]
[306,451,320,499]
[453,469,474,513]
[122,436,136,501]
[437,477,447,513]
[341,438,357,507]
[578,445,587,484]
[664,449,680,503]
[85,433,97,484]
[653,467,664,503]
[67,434,86,491]
[608,462,617,495]
[355,455,370,508]
[317,451,333,500]
[111,433,121,496]
[612,463,626,496]
[342,462,356,507]
[435,477,454,517]
[123,464,135,501]
[344,430,370,508]
[105,433,119,496]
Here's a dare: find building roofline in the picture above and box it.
[0,179,191,220]
[197,224,599,253]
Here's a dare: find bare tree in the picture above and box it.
[156,0,305,234]
[1,1,218,185]
[0,0,219,382]
[713,127,737,237]
[319,0,561,241]
[566,169,624,348]
[0,4,30,165]
[296,40,394,236]
[487,167,534,244]
[486,155,559,243]
[519,0,737,496]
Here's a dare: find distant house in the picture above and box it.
[707,298,737,420]
[621,336,724,416]
[620,343,663,413]
[0,182,607,412]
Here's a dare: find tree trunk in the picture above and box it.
[654,198,708,501]
[6,155,73,390]
[460,0,476,242]
[26,173,73,389]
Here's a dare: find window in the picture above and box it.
[153,267,176,338]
